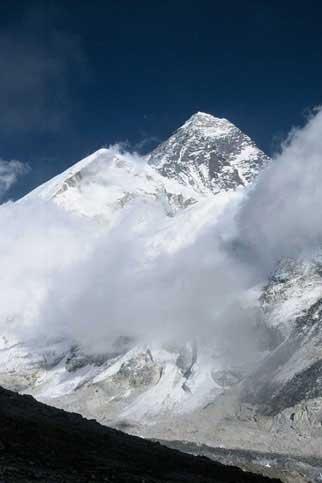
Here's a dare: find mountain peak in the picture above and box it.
[188,111,218,121]
[24,114,269,218]
[181,112,234,137]
[148,113,269,194]
[186,111,227,123]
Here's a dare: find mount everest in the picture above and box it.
[1,111,322,482]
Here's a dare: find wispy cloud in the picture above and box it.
[237,107,322,272]
[0,159,30,199]
[133,136,161,153]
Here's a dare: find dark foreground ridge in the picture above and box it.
[0,386,281,482]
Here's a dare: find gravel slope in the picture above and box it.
[0,386,281,482]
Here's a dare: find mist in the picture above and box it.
[1,110,322,357]
[237,109,322,273]
[0,159,30,199]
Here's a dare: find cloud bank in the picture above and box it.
[237,108,322,272]
[1,110,322,359]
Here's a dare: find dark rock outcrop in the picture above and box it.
[0,385,280,482]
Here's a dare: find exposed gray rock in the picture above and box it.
[148,112,269,194]
[112,352,162,388]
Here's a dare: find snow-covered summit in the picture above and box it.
[24,113,268,221]
[180,111,235,136]
[148,111,269,194]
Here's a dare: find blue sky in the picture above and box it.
[1,0,322,199]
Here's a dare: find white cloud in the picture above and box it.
[0,159,30,198]
[237,108,322,273]
[0,109,322,362]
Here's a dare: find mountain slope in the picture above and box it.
[0,385,281,482]
[138,256,322,482]
[23,147,200,221]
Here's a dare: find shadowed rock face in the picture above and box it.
[267,358,322,415]
[241,295,322,417]
[0,386,281,483]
